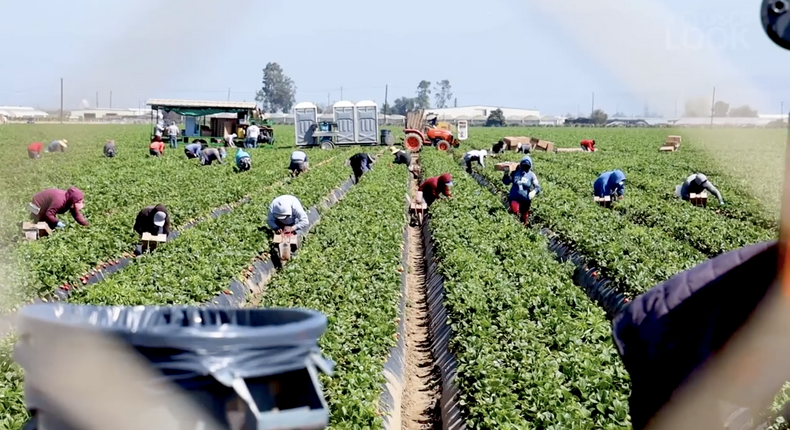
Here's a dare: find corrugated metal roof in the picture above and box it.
[146,99,256,109]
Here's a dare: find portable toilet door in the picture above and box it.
[355,100,379,144]
[294,102,319,146]
[333,101,356,145]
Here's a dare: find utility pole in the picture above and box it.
[227,87,231,101]
[327,93,330,107]
[782,101,784,117]
[710,86,716,129]
[60,78,63,123]
[96,91,99,108]
[675,99,678,118]
[454,98,457,108]
[383,84,388,124]
[591,92,595,116]
[109,91,112,108]
[340,87,343,99]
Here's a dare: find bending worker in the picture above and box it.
[235,148,251,171]
[289,150,309,176]
[491,139,507,154]
[133,204,170,255]
[580,139,596,152]
[184,142,202,159]
[463,149,487,172]
[594,170,626,200]
[267,194,309,235]
[27,142,43,159]
[503,155,541,225]
[29,186,89,229]
[200,147,225,165]
[149,137,165,157]
[675,173,724,206]
[47,140,67,153]
[104,140,116,157]
[418,173,453,206]
[348,152,375,183]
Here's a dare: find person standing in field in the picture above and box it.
[235,148,251,171]
[580,139,597,151]
[347,152,376,183]
[27,142,43,159]
[289,150,309,176]
[463,149,487,172]
[418,173,453,207]
[503,155,541,225]
[29,187,89,229]
[675,173,724,206]
[149,138,165,157]
[166,121,180,148]
[46,140,67,153]
[593,170,626,200]
[103,140,116,157]
[245,122,260,148]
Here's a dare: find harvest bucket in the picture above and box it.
[15,304,334,430]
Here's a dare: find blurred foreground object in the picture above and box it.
[761,0,790,50]
[14,304,333,430]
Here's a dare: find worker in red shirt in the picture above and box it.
[580,139,596,152]
[27,142,43,159]
[149,136,165,157]
[418,173,453,206]
[29,187,89,229]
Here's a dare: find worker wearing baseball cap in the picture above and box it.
[675,173,724,206]
[133,204,171,255]
[463,149,487,172]
[266,195,309,235]
[46,140,68,153]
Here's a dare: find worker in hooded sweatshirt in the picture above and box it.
[503,155,541,224]
[133,204,170,255]
[267,195,309,235]
[149,137,165,157]
[104,140,116,157]
[47,140,68,153]
[289,150,309,176]
[184,142,202,159]
[200,147,225,165]
[29,187,89,229]
[675,173,724,206]
[463,149,488,172]
[580,139,597,152]
[235,148,252,172]
[418,173,453,207]
[348,152,376,183]
[594,170,626,201]
[27,142,43,159]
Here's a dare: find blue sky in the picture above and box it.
[0,0,787,116]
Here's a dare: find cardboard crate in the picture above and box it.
[555,147,584,153]
[503,136,531,149]
[594,196,613,208]
[666,135,682,145]
[22,222,51,240]
[495,162,519,172]
[690,191,708,207]
[533,140,555,152]
[659,145,677,152]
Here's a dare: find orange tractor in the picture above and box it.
[402,110,459,152]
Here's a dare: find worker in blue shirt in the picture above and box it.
[235,148,251,171]
[593,170,626,200]
[184,143,202,159]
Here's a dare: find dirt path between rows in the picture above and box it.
[401,155,441,429]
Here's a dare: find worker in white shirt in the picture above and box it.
[224,133,237,147]
[166,122,180,148]
[155,120,165,138]
[289,150,309,176]
[245,122,260,148]
[463,149,487,172]
[267,195,310,235]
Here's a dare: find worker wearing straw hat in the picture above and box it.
[46,140,68,153]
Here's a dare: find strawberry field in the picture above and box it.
[0,123,784,429]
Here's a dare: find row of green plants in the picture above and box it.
[260,162,407,428]
[0,126,339,308]
[67,153,355,306]
[420,149,631,429]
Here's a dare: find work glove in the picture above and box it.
[56,221,66,228]
[528,190,537,199]
[719,201,725,206]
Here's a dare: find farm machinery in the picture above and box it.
[402,110,460,152]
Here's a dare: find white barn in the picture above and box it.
[424,105,540,121]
